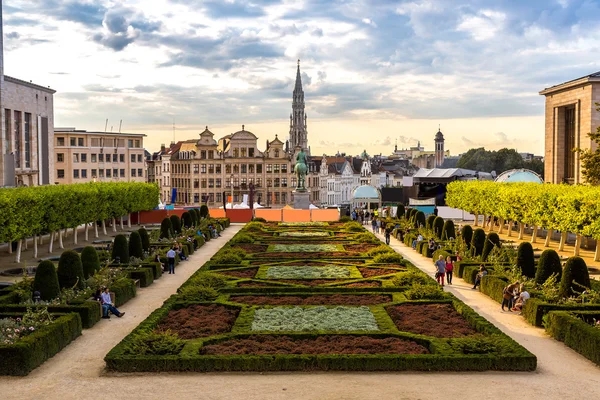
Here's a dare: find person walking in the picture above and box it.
[385,227,391,245]
[445,256,454,285]
[371,217,377,233]
[434,255,446,286]
[376,218,381,234]
[167,247,176,274]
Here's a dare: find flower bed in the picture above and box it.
[233,244,269,253]
[359,267,404,278]
[200,335,429,355]
[268,244,344,253]
[216,268,258,279]
[251,306,379,332]
[387,303,478,338]
[340,281,382,288]
[279,222,329,227]
[344,243,381,252]
[229,294,391,306]
[279,231,330,237]
[265,266,351,279]
[156,304,239,339]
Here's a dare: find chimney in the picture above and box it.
[160,144,166,152]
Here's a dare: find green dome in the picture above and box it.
[352,185,380,200]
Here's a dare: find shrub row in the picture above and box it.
[0,301,101,329]
[545,311,600,366]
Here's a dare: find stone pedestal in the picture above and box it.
[293,190,311,210]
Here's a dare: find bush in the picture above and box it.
[245,221,264,232]
[461,225,473,250]
[187,272,227,290]
[252,217,267,222]
[391,270,434,286]
[338,216,351,222]
[128,231,144,260]
[559,257,591,298]
[516,242,535,278]
[535,249,562,285]
[178,285,219,302]
[57,250,85,290]
[81,246,101,279]
[138,227,150,252]
[404,283,447,300]
[160,217,173,239]
[545,311,600,366]
[230,234,255,244]
[481,232,501,262]
[200,204,209,218]
[414,211,426,229]
[33,261,60,301]
[110,278,137,307]
[372,252,403,264]
[396,204,405,219]
[170,215,182,234]
[353,232,378,243]
[433,217,445,239]
[181,212,192,228]
[407,208,417,223]
[344,221,364,232]
[212,252,243,265]
[442,220,456,241]
[471,228,486,256]
[426,215,436,230]
[366,245,394,257]
[123,331,185,356]
[112,234,130,264]
[432,249,451,262]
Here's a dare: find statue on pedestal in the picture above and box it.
[294,147,308,192]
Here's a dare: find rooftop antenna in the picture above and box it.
[118,120,122,133]
[104,119,108,132]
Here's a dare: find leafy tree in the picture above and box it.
[516,242,535,278]
[523,159,544,178]
[128,231,144,259]
[559,256,591,298]
[33,260,60,300]
[112,234,129,264]
[138,227,150,252]
[456,147,535,175]
[535,249,562,285]
[576,103,600,184]
[81,246,101,279]
[57,250,85,290]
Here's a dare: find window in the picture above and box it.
[241,164,247,173]
[249,148,254,157]
[194,194,200,203]
[241,148,247,157]
[135,140,140,148]
[91,154,97,163]
[216,193,222,202]
[256,178,262,187]
[99,169,105,178]
[281,164,288,173]
[209,178,214,188]
[128,139,134,148]
[132,169,137,177]
[74,153,79,163]
[113,168,118,177]
[225,164,231,174]
[57,137,65,146]
[216,178,221,188]
[118,139,125,148]
[209,193,214,202]
[14,111,21,168]
[120,154,124,163]
[274,178,280,187]
[24,113,31,168]
[564,106,576,182]
[241,178,247,189]
[137,154,142,163]
[257,164,262,173]
[233,177,239,187]
[200,150,207,159]
[57,169,65,179]
[274,150,279,158]
[112,154,117,162]
[81,154,87,163]
[57,153,64,162]
[70,137,76,146]
[233,148,239,157]
[233,164,239,173]
[138,169,143,177]
[131,154,136,163]
[282,178,288,187]
[266,164,272,173]
[281,193,287,204]
[267,178,272,187]
[99,154,104,162]
[194,179,199,189]
[91,169,97,178]
[208,164,214,174]
[201,179,207,188]
[193,164,199,173]
[208,150,214,159]
[274,164,280,173]
[81,169,87,179]
[249,164,254,173]
[120,169,125,178]
[78,138,84,146]
[226,178,231,188]
[201,164,207,173]
[73,169,79,179]
[216,165,222,173]
[275,192,280,203]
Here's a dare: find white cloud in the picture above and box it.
[457,10,506,41]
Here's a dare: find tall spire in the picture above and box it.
[289,59,308,155]
[294,59,303,92]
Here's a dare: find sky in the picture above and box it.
[3,0,600,157]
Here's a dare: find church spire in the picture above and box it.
[294,59,303,92]
[290,59,308,155]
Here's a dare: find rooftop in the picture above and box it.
[4,75,56,94]
[539,71,600,95]
[55,128,146,137]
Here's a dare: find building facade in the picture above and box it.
[540,71,600,184]
[54,128,146,184]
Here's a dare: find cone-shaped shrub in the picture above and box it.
[181,212,192,229]
[112,234,129,264]
[128,231,144,259]
[535,249,562,285]
[426,215,436,230]
[433,217,445,239]
[517,242,535,278]
[471,228,486,256]
[189,209,198,227]
[396,204,405,219]
[57,250,85,290]
[481,232,501,261]
[200,204,209,218]
[81,246,101,279]
[138,227,150,252]
[559,256,591,298]
[33,260,60,301]
[170,215,181,234]
[414,211,426,228]
[442,220,456,241]
[160,217,173,239]
[461,225,473,250]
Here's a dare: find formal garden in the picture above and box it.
[396,181,600,367]
[104,220,536,372]
[0,184,230,375]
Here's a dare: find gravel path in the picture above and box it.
[1,225,599,400]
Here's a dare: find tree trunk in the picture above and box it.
[73,226,78,245]
[498,218,504,234]
[24,237,28,250]
[8,242,12,254]
[474,214,479,227]
[39,234,43,246]
[15,240,22,263]
[595,240,600,262]
[574,235,582,256]
[33,235,38,259]
[120,217,124,231]
[127,214,131,228]
[94,222,99,239]
[49,231,55,254]
[518,223,525,240]
[85,224,89,242]
[59,229,64,249]
[482,215,487,229]
[488,217,495,232]
[507,220,513,237]
[558,231,567,251]
[544,229,553,247]
[102,220,107,236]
[531,226,538,244]
[112,218,117,233]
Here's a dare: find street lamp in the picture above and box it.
[230,173,234,207]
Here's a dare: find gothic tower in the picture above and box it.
[289,60,308,154]
[434,126,445,167]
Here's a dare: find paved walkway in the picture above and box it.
[1,225,599,400]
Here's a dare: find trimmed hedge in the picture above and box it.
[433,217,444,239]
[0,312,82,376]
[138,227,150,252]
[461,225,472,250]
[481,232,500,262]
[426,215,436,230]
[522,298,600,327]
[33,260,60,301]
[545,311,600,366]
[170,215,182,234]
[470,229,485,257]
[441,220,456,241]
[81,246,101,279]
[125,267,155,288]
[0,301,101,329]
[160,217,173,239]
[480,275,509,303]
[129,231,144,260]
[414,211,426,229]
[112,234,130,264]
[110,278,137,307]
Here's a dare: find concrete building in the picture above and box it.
[54,128,146,184]
[0,7,55,187]
[540,71,600,184]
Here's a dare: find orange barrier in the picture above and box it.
[208,209,226,218]
[255,209,283,221]
[283,209,311,222]
[311,209,340,222]
[224,209,253,223]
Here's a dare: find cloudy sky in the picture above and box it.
[3,0,599,156]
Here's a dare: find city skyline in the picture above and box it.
[4,0,599,156]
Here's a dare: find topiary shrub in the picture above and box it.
[181,212,192,228]
[339,216,352,222]
[433,217,445,239]
[112,234,130,264]
[128,231,144,260]
[414,211,426,229]
[535,249,562,285]
[344,221,363,232]
[57,250,85,290]
[471,228,486,257]
[559,256,591,298]
[245,221,264,232]
[407,208,417,223]
[81,246,101,279]
[372,252,404,264]
[160,217,173,239]
[442,220,456,241]
[366,245,394,257]
[396,204,405,219]
[230,233,255,244]
[481,232,501,262]
[33,260,60,301]
[212,252,243,265]
[426,215,436,230]
[170,215,182,234]
[252,217,267,223]
[200,204,209,218]
[516,242,535,278]
[190,210,199,227]
[461,225,473,250]
[138,227,150,252]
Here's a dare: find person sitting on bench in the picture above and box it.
[100,287,125,319]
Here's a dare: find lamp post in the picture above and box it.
[230,173,234,207]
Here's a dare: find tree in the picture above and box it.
[57,250,85,290]
[396,204,405,219]
[128,231,144,259]
[33,260,60,301]
[559,257,591,298]
[576,103,600,184]
[426,215,436,230]
[414,211,426,228]
[461,225,473,250]
[457,147,526,174]
[442,220,456,241]
[112,234,129,264]
[138,227,150,252]
[81,246,101,279]
[516,242,535,278]
[200,205,209,218]
[433,217,445,239]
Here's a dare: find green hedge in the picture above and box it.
[0,301,101,329]
[0,287,19,304]
[110,278,137,307]
[522,298,600,327]
[480,275,509,303]
[0,312,82,376]
[125,267,155,288]
[545,311,600,366]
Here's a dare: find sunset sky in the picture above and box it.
[4,0,600,156]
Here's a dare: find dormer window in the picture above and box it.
[275,150,280,158]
